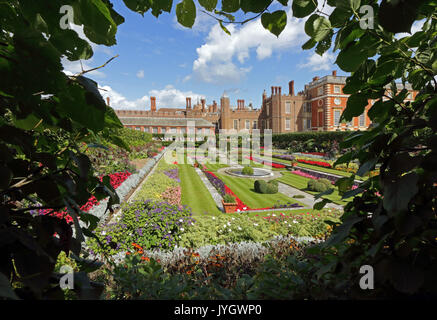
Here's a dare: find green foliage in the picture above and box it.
[307,178,332,192]
[272,131,349,153]
[241,166,254,175]
[254,179,278,194]
[87,200,195,256]
[223,193,236,203]
[134,160,178,201]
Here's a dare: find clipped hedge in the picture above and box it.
[254,180,278,194]
[272,131,351,153]
[307,178,332,192]
[242,166,254,175]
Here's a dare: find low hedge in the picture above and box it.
[254,180,278,194]
[242,166,254,175]
[307,178,332,192]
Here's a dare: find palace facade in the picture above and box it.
[113,70,417,135]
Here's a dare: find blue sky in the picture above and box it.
[63,1,348,110]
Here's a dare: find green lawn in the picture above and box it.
[277,172,349,206]
[178,163,222,215]
[216,173,305,209]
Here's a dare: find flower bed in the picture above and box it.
[246,156,286,168]
[272,154,295,161]
[87,200,196,256]
[296,159,332,168]
[202,166,302,212]
[34,171,132,223]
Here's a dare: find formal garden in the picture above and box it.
[1,0,436,301]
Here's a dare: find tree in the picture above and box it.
[1,0,435,299]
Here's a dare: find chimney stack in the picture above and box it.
[213,100,217,112]
[278,87,281,96]
[313,76,319,81]
[106,97,110,106]
[332,70,337,76]
[150,96,156,112]
[241,99,245,109]
[201,98,206,112]
[271,86,274,96]
[289,81,295,96]
[186,97,191,109]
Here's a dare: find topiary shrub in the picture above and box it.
[254,180,278,194]
[242,166,254,175]
[307,178,332,192]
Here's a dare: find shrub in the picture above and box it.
[254,180,278,194]
[241,166,254,175]
[293,194,305,199]
[307,178,332,192]
[223,194,236,203]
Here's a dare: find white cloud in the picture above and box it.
[99,85,149,110]
[99,85,205,110]
[299,52,336,71]
[190,9,306,84]
[149,85,204,108]
[136,69,145,78]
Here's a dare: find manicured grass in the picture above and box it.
[277,172,349,206]
[216,173,304,209]
[178,163,222,215]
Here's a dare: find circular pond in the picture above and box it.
[225,167,273,178]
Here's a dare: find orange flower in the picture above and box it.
[132,242,143,250]
[141,256,150,262]
[186,270,193,275]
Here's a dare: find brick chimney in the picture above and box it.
[313,76,319,81]
[241,99,245,109]
[150,96,156,112]
[271,86,274,96]
[186,97,191,109]
[201,98,206,112]
[289,81,295,96]
[213,100,217,112]
[106,97,110,106]
[278,87,281,96]
[332,70,337,76]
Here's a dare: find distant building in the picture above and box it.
[112,70,418,135]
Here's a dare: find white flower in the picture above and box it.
[272,214,276,217]
[254,223,258,226]
[169,230,172,233]
[231,217,235,220]
[101,231,106,235]
[237,209,240,212]
[179,219,183,222]
[284,221,288,224]
[293,220,298,224]
[180,228,184,232]
[228,229,232,232]
[227,222,231,226]
[212,216,216,220]
[243,207,247,210]
[223,224,227,228]
[238,227,242,231]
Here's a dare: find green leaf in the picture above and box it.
[176,0,196,28]
[335,176,355,193]
[324,216,363,247]
[219,20,231,35]
[199,0,217,11]
[310,16,331,41]
[302,38,317,50]
[336,41,368,72]
[341,93,369,122]
[222,0,240,13]
[240,0,270,13]
[329,7,352,28]
[356,158,377,177]
[378,0,421,34]
[292,0,317,18]
[383,173,419,215]
[313,198,332,210]
[314,188,334,200]
[261,10,287,37]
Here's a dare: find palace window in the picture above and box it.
[359,113,365,127]
[334,85,341,94]
[334,110,341,126]
[245,120,250,130]
[253,121,257,129]
[317,86,323,96]
[152,127,158,134]
[233,119,238,130]
[285,119,291,130]
[285,101,291,114]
